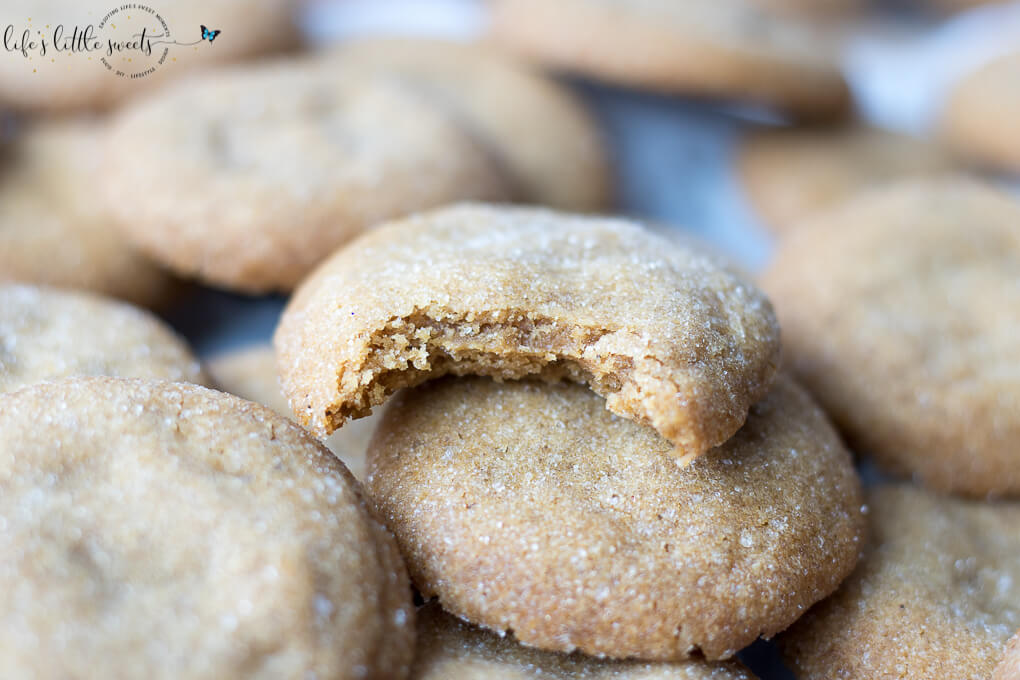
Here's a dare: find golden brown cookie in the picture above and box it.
[781,485,1020,680]
[276,204,781,465]
[490,0,850,120]
[738,127,953,233]
[412,602,758,679]
[762,178,1020,497]
[0,377,414,679]
[328,37,612,213]
[941,53,1020,173]
[0,0,300,112]
[365,375,864,660]
[207,344,382,479]
[104,59,509,293]
[995,632,1020,680]
[0,119,175,307]
[0,283,207,394]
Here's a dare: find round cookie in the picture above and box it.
[0,119,175,307]
[0,0,300,112]
[489,0,850,121]
[328,37,612,213]
[995,632,1020,680]
[104,58,510,293]
[365,375,865,660]
[411,602,758,679]
[781,485,1020,680]
[738,127,953,233]
[275,204,781,465]
[207,343,383,479]
[941,53,1020,173]
[0,283,207,394]
[0,377,414,679]
[762,178,1020,497]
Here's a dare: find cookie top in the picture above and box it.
[738,127,953,233]
[411,603,758,679]
[762,178,1020,497]
[0,120,175,307]
[490,0,849,120]
[941,53,1020,173]
[995,632,1020,680]
[365,375,864,660]
[104,59,509,292]
[0,377,414,679]
[329,37,612,213]
[0,284,207,394]
[0,0,300,112]
[781,485,1020,680]
[207,344,381,479]
[276,204,781,465]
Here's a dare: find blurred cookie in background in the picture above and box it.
[0,283,208,394]
[207,343,382,479]
[941,52,1020,174]
[328,37,612,213]
[0,0,302,112]
[489,0,851,121]
[782,485,1020,680]
[410,601,760,679]
[996,631,1020,680]
[763,178,1020,497]
[0,119,177,308]
[103,58,510,293]
[738,127,953,233]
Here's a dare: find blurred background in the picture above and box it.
[165,0,1020,354]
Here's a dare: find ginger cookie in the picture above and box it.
[0,119,175,308]
[763,178,1020,497]
[0,283,206,394]
[781,485,1020,680]
[0,377,414,679]
[995,632,1020,680]
[738,127,953,233]
[0,0,300,112]
[104,59,509,293]
[329,37,612,213]
[207,343,382,479]
[489,0,849,120]
[411,602,758,679]
[365,375,864,660]
[275,204,781,465]
[941,53,1020,173]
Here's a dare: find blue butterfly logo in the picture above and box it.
[201,25,221,42]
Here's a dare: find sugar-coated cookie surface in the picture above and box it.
[329,37,612,213]
[411,603,759,679]
[0,284,206,394]
[207,344,382,479]
[490,0,849,120]
[276,204,781,464]
[104,59,508,292]
[763,179,1020,497]
[0,378,414,680]
[995,632,1020,680]
[365,375,864,660]
[0,120,175,307]
[781,485,1020,680]
[0,0,300,112]
[738,127,953,232]
[942,53,1020,173]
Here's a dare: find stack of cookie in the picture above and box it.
[273,203,867,675]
